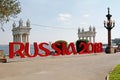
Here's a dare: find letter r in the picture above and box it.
[9,42,25,58]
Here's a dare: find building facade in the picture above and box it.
[112,38,120,45]
[78,26,96,43]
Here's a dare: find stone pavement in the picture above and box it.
[0,53,120,80]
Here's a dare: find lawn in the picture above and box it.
[109,64,120,80]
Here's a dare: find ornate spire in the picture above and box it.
[26,19,30,27]
[82,28,84,32]
[78,28,80,34]
[19,18,23,27]
[93,26,95,32]
[89,25,92,31]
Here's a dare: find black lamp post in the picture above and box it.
[104,8,115,53]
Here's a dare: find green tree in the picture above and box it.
[0,0,21,31]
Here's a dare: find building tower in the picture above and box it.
[12,19,31,52]
[78,28,81,39]
[93,26,96,42]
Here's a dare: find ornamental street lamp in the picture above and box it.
[104,8,115,53]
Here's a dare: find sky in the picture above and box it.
[0,0,120,44]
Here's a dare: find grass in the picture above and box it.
[109,64,120,80]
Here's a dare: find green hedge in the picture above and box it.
[55,40,68,55]
[55,40,68,44]
[76,39,89,53]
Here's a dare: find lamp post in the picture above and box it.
[104,8,115,53]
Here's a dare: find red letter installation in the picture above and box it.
[9,42,25,58]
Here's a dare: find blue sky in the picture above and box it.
[0,0,120,44]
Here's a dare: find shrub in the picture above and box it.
[55,40,68,55]
[76,39,89,53]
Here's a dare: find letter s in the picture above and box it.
[39,42,50,57]
[51,42,61,56]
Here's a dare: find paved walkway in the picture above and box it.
[0,53,120,80]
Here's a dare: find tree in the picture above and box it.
[0,0,21,31]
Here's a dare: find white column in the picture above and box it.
[16,35,18,42]
[15,35,17,42]
[79,36,80,39]
[93,36,95,43]
[27,35,29,42]
[26,34,30,54]
[20,34,22,42]
[18,35,20,42]
[17,35,19,42]
[13,35,14,42]
[26,35,28,42]
[89,36,91,42]
[86,37,88,40]
[15,35,19,53]
[15,35,16,42]
[82,37,84,39]
[25,35,27,43]
[14,35,16,42]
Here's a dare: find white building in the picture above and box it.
[78,26,96,43]
[12,19,31,52]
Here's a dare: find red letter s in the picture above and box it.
[51,42,61,56]
[39,42,50,57]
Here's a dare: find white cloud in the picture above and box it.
[58,13,72,22]
[80,22,87,25]
[83,14,90,18]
